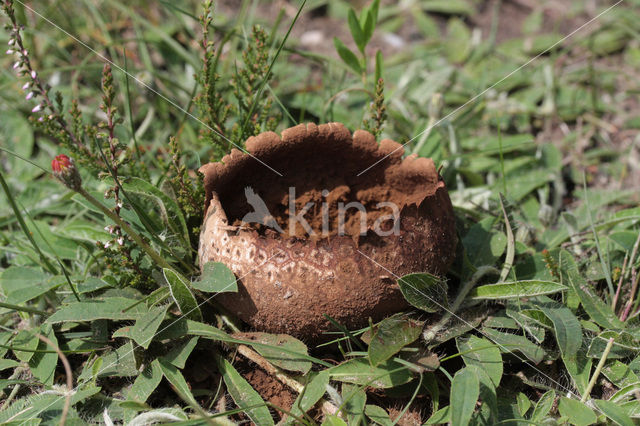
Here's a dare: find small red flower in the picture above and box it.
[51,154,82,190]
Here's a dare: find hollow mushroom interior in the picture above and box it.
[204,125,442,241]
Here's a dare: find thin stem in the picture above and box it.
[76,188,173,271]
[581,337,615,403]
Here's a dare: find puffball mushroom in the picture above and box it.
[198,123,457,342]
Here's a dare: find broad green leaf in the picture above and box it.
[588,331,640,359]
[368,313,423,366]
[516,392,531,416]
[164,337,199,369]
[559,250,624,330]
[450,367,479,426]
[126,358,163,404]
[347,8,365,53]
[468,280,567,300]
[94,341,139,378]
[445,18,471,63]
[482,327,545,364]
[558,397,597,426]
[463,218,506,267]
[322,415,347,426]
[364,405,392,426]
[425,406,451,424]
[214,353,274,426]
[12,330,39,362]
[158,358,198,405]
[329,357,412,389]
[191,261,237,293]
[130,305,168,349]
[611,382,640,403]
[530,390,555,422]
[334,37,362,75]
[342,383,366,425]
[234,332,311,374]
[0,266,48,296]
[593,399,634,426]
[564,348,592,396]
[163,268,202,321]
[603,360,639,388]
[286,370,330,423]
[397,273,448,313]
[46,297,148,323]
[458,336,502,387]
[423,0,473,15]
[0,359,20,371]
[29,324,58,386]
[466,364,497,420]
[534,296,582,358]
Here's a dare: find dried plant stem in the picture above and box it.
[36,333,73,426]
[235,344,339,418]
[581,337,615,403]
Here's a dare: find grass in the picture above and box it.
[0,0,639,424]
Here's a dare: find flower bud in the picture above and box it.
[51,154,82,191]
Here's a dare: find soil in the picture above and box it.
[241,364,296,421]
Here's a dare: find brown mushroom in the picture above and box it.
[199,123,457,342]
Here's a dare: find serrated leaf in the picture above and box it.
[163,268,202,321]
[130,305,168,349]
[334,37,362,75]
[191,261,237,293]
[214,353,274,426]
[329,357,412,389]
[557,397,597,426]
[46,297,148,323]
[469,280,567,300]
[234,332,311,374]
[451,367,479,426]
[458,336,502,387]
[368,313,423,366]
[397,273,448,313]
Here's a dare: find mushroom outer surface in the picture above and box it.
[198,122,457,342]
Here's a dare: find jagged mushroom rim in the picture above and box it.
[200,122,447,241]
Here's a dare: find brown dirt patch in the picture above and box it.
[242,366,296,421]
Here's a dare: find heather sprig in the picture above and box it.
[362,77,387,138]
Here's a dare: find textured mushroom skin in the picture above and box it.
[199,123,457,342]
